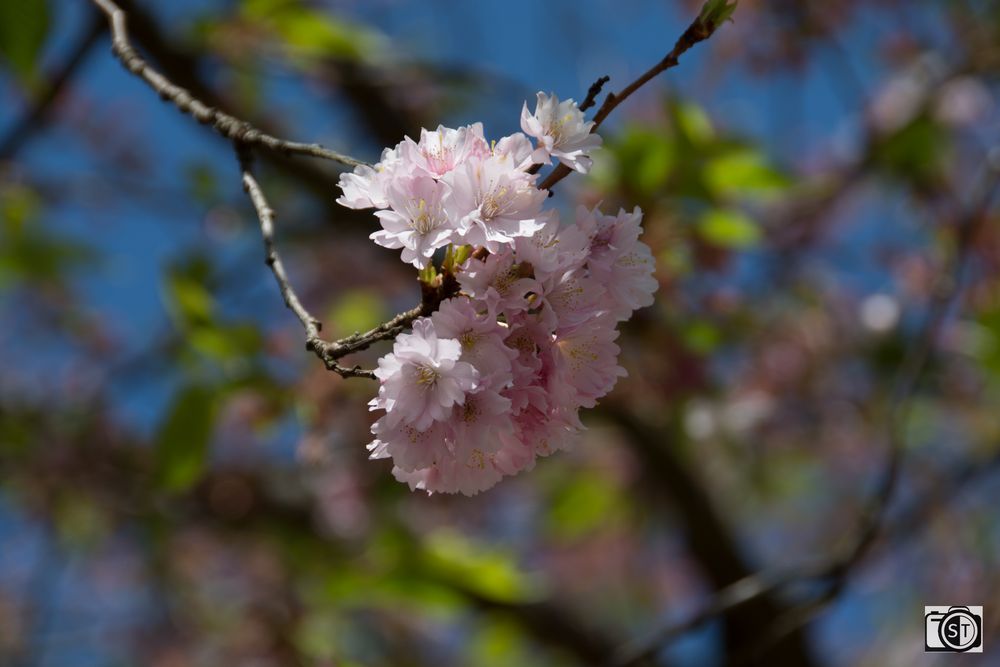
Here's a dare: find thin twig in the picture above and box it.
[539,8,730,192]
[579,75,611,112]
[90,0,366,168]
[236,145,376,379]
[236,144,460,379]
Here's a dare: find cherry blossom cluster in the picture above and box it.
[336,92,657,495]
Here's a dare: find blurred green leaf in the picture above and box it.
[54,494,107,551]
[704,149,788,200]
[241,0,382,60]
[421,530,541,604]
[0,0,50,82]
[670,100,714,147]
[294,609,340,661]
[165,271,214,327]
[154,384,218,492]
[547,472,625,540]
[682,319,722,353]
[697,208,761,247]
[328,289,387,337]
[874,115,948,185]
[185,162,220,206]
[0,184,96,288]
[189,323,262,362]
[611,127,677,195]
[468,618,534,667]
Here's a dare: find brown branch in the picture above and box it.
[92,0,462,380]
[90,0,365,168]
[729,162,1000,665]
[539,4,732,192]
[610,441,1000,666]
[606,408,818,667]
[607,158,999,667]
[236,144,461,380]
[578,75,611,112]
[609,564,824,667]
[236,145,375,379]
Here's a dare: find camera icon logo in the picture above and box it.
[925,606,983,653]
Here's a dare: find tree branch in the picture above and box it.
[90,0,366,168]
[610,441,1000,666]
[236,144,460,379]
[539,4,732,192]
[606,157,1000,667]
[236,145,377,379]
[606,408,817,667]
[727,161,1000,665]
[578,75,611,112]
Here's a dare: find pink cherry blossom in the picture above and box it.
[521,92,603,173]
[372,318,479,430]
[335,101,660,495]
[443,154,548,252]
[458,250,541,317]
[400,123,490,178]
[430,297,517,387]
[493,132,537,169]
[371,176,456,268]
[536,268,607,331]
[577,205,659,320]
[368,418,450,472]
[553,315,627,408]
[336,145,407,210]
[513,212,589,279]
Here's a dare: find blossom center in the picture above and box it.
[423,144,454,174]
[480,186,510,221]
[548,113,575,145]
[415,364,439,386]
[409,198,442,235]
[459,330,480,349]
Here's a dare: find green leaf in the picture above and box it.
[328,289,387,337]
[671,100,715,147]
[682,320,722,354]
[0,184,97,288]
[704,149,788,200]
[547,472,625,540]
[184,162,220,206]
[697,208,761,247]
[611,127,677,194]
[241,0,383,61]
[154,384,218,492]
[0,0,50,82]
[54,494,107,551]
[699,0,738,26]
[421,530,542,604]
[874,115,948,185]
[165,271,215,327]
